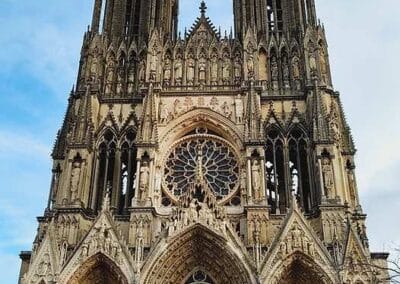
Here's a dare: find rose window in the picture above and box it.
[164,135,239,200]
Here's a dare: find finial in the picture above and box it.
[199,1,207,17]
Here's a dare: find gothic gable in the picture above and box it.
[260,201,338,283]
[58,200,135,284]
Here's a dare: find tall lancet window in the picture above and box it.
[265,128,286,214]
[288,128,312,212]
[265,127,312,213]
[267,0,283,34]
[119,129,137,214]
[95,130,117,211]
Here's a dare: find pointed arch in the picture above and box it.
[159,108,244,154]
[141,224,255,284]
[66,253,128,284]
[272,252,335,284]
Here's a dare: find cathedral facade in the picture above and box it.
[19,1,389,283]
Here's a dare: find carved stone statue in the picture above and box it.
[240,170,247,203]
[221,101,232,118]
[138,60,146,85]
[198,56,207,83]
[105,67,114,95]
[235,94,244,123]
[246,54,254,79]
[173,99,182,117]
[252,160,262,200]
[116,69,124,96]
[159,100,168,124]
[210,53,218,84]
[139,161,150,201]
[163,56,172,85]
[222,54,231,83]
[174,55,183,85]
[322,157,334,198]
[271,57,279,81]
[127,66,135,94]
[187,55,195,85]
[70,161,81,202]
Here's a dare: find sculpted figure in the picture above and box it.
[70,161,81,202]
[198,56,207,83]
[139,161,150,201]
[322,157,334,198]
[187,55,195,85]
[174,55,183,85]
[127,66,135,94]
[159,100,168,123]
[221,101,232,118]
[235,94,244,123]
[252,160,262,200]
[247,53,254,78]
[210,53,218,84]
[271,57,279,81]
[163,56,171,84]
[138,60,146,85]
[222,55,231,83]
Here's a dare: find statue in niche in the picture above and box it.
[309,47,317,74]
[222,54,231,83]
[138,59,146,86]
[127,65,135,94]
[240,169,247,203]
[319,48,328,83]
[221,101,232,119]
[234,54,242,83]
[37,253,51,276]
[105,66,114,96]
[322,157,334,198]
[154,166,162,204]
[291,56,301,90]
[347,169,357,205]
[116,69,124,96]
[210,53,218,85]
[90,55,99,82]
[70,160,81,202]
[159,100,168,124]
[174,54,183,85]
[139,161,150,201]
[246,54,254,79]
[282,55,290,88]
[198,55,207,83]
[235,94,244,123]
[163,56,172,85]
[252,160,262,200]
[271,57,279,82]
[150,47,158,74]
[187,55,195,85]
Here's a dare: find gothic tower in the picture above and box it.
[19,1,389,283]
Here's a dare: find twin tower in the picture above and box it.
[19,1,389,284]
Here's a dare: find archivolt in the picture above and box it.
[141,224,254,284]
[158,108,244,152]
[66,253,129,284]
[265,252,337,284]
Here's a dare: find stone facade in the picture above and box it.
[19,1,389,283]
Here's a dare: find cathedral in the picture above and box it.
[19,0,390,283]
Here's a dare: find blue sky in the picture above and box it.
[0,0,399,283]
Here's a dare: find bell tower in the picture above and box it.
[234,0,317,40]
[19,1,389,284]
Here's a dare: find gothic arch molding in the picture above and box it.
[66,253,129,284]
[141,224,255,284]
[159,108,244,152]
[265,252,336,284]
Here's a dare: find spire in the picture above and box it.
[199,1,207,17]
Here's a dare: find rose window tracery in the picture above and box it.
[163,133,239,201]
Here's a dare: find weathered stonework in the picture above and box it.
[19,1,389,283]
